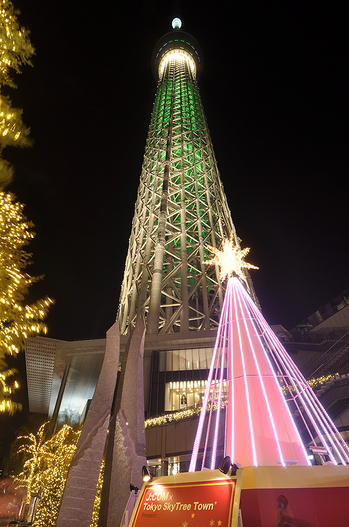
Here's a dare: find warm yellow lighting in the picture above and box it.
[0,360,21,413]
[91,458,105,527]
[142,465,153,482]
[158,50,196,79]
[0,0,34,187]
[15,422,80,527]
[307,373,339,389]
[0,192,54,358]
[0,0,34,89]
[144,398,227,428]
[205,234,258,282]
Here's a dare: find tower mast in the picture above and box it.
[117,20,257,336]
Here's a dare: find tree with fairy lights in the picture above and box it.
[0,357,21,413]
[0,192,53,357]
[0,1,53,413]
[0,0,34,186]
[15,422,80,526]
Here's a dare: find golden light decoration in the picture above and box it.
[0,95,31,148]
[307,373,339,389]
[0,0,34,89]
[0,364,21,413]
[15,422,80,527]
[91,458,105,527]
[280,373,340,396]
[205,233,258,282]
[145,407,201,428]
[144,399,227,428]
[0,2,44,414]
[0,191,53,357]
[0,0,34,186]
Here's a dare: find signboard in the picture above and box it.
[129,470,243,527]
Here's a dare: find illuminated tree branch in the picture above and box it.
[0,0,34,187]
[15,423,80,526]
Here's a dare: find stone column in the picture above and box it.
[56,321,120,527]
[99,317,147,527]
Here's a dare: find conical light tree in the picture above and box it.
[189,237,349,470]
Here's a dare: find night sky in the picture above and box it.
[7,0,348,341]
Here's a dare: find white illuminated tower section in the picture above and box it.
[189,241,349,469]
[117,21,257,336]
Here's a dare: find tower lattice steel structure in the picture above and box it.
[117,24,256,336]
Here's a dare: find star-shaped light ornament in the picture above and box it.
[205,235,258,283]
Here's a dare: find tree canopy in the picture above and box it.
[0,191,52,358]
[15,422,80,526]
[0,0,35,187]
[0,1,53,414]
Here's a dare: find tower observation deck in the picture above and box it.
[117,21,257,337]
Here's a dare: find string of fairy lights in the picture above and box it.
[0,0,33,184]
[0,192,53,358]
[0,2,52,413]
[0,370,20,412]
[0,95,31,148]
[0,0,34,89]
[307,373,339,389]
[15,423,80,526]
[144,373,341,428]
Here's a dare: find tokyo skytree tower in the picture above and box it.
[117,19,257,336]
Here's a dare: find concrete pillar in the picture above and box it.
[56,322,120,527]
[99,317,147,527]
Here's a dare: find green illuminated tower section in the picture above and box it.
[118,21,256,336]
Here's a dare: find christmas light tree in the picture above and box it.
[189,237,349,470]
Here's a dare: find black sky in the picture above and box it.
[6,0,348,341]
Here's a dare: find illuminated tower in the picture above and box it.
[117,19,257,338]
